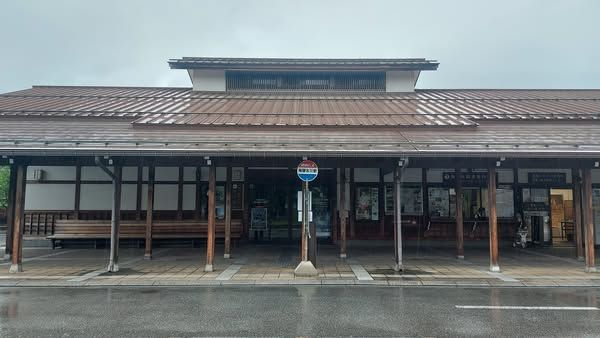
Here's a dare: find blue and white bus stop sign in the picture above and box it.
[297,160,318,182]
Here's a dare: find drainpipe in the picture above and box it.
[95,156,122,272]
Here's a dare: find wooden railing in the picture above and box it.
[23,211,74,237]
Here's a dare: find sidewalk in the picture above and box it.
[0,242,598,287]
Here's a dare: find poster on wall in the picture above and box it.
[428,188,449,217]
[385,186,423,215]
[593,189,600,245]
[356,187,379,221]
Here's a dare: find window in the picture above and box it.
[226,71,385,92]
[384,185,423,215]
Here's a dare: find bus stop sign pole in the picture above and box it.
[294,160,319,277]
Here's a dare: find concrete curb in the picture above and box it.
[3,278,600,288]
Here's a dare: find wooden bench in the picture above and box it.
[48,219,243,248]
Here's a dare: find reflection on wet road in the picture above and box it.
[0,286,599,337]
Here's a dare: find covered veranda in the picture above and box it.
[2,154,598,276]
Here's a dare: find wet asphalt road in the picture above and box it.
[0,286,599,337]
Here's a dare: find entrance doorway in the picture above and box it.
[246,168,333,241]
[521,187,574,246]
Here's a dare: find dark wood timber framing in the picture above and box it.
[582,168,597,272]
[4,166,17,259]
[205,164,216,272]
[242,166,249,238]
[572,169,584,261]
[135,165,143,221]
[74,165,81,220]
[393,165,403,271]
[339,167,347,258]
[144,165,155,259]
[379,168,385,237]
[488,165,500,272]
[455,167,464,259]
[194,166,202,220]
[176,165,184,221]
[9,165,26,273]
[224,166,232,259]
[421,168,429,237]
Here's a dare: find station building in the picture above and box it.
[1,57,599,273]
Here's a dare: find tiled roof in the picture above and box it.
[168,57,439,71]
[2,86,600,127]
[0,119,598,157]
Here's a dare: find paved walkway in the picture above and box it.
[0,241,598,287]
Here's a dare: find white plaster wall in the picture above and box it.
[25,184,75,210]
[386,71,419,92]
[183,167,196,181]
[154,184,178,210]
[191,69,226,91]
[497,169,514,184]
[122,167,138,181]
[155,167,179,181]
[82,166,112,181]
[354,168,379,182]
[182,184,196,210]
[591,169,600,183]
[518,168,572,184]
[27,166,75,181]
[384,168,422,183]
[80,184,137,210]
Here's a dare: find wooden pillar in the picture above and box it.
[205,164,216,272]
[74,165,81,220]
[194,166,202,220]
[421,168,429,238]
[582,168,597,272]
[107,165,122,272]
[379,168,385,238]
[242,167,249,238]
[224,166,232,258]
[573,169,585,261]
[339,168,347,258]
[349,168,356,238]
[4,166,17,259]
[9,165,26,273]
[144,166,155,259]
[393,165,403,271]
[135,165,143,221]
[488,165,500,272]
[455,168,465,259]
[176,165,184,221]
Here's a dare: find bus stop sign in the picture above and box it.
[297,160,318,182]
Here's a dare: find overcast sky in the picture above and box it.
[1,0,599,93]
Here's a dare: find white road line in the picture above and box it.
[350,264,374,281]
[0,249,78,266]
[456,305,599,311]
[216,264,242,281]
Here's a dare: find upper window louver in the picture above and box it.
[226,71,386,92]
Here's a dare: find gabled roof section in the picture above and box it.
[168,57,439,71]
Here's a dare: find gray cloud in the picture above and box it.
[1,0,599,92]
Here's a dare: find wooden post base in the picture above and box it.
[489,264,501,272]
[107,262,119,273]
[339,253,347,259]
[585,266,597,273]
[204,264,214,272]
[143,254,152,260]
[224,254,231,259]
[8,264,22,273]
